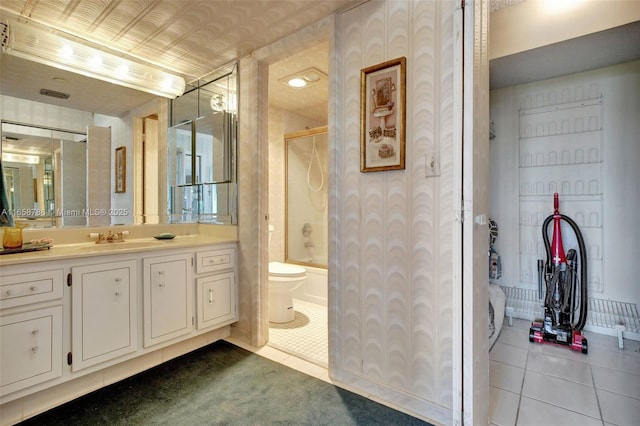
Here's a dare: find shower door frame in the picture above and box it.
[284,125,328,269]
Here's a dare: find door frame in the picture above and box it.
[454,1,491,425]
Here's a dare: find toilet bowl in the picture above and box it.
[268,261,307,323]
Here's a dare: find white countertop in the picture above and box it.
[0,234,237,266]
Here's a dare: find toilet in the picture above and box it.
[268,225,307,323]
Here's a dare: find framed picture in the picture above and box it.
[115,146,126,193]
[360,56,406,172]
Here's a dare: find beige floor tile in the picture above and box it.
[490,360,525,394]
[489,386,519,426]
[597,388,640,426]
[522,369,600,418]
[526,350,592,386]
[592,364,640,399]
[517,396,602,426]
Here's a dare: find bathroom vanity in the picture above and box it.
[0,226,237,423]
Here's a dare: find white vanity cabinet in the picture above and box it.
[195,245,237,330]
[1,236,238,421]
[0,307,63,395]
[142,253,193,347]
[0,268,64,396]
[71,260,138,371]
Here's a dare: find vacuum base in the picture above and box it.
[529,320,588,354]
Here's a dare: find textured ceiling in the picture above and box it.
[0,0,357,116]
[269,40,329,124]
[2,0,635,120]
[0,0,357,82]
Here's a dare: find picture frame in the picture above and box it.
[115,146,126,193]
[360,56,406,173]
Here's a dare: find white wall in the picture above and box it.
[490,60,640,308]
[332,1,456,423]
[1,95,92,133]
[490,0,640,60]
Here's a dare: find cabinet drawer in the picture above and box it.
[196,247,235,273]
[0,269,64,309]
[0,306,63,396]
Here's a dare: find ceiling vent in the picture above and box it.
[40,88,70,99]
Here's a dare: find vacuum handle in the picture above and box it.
[537,259,544,300]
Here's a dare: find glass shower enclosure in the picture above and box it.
[285,126,328,268]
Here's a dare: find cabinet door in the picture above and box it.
[71,260,137,371]
[0,306,62,396]
[196,272,236,330]
[143,254,192,347]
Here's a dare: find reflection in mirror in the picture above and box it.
[1,121,87,228]
[168,112,237,224]
[285,126,328,268]
[168,63,237,225]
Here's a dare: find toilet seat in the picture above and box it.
[268,261,306,278]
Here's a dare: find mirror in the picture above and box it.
[1,121,87,227]
[168,112,237,224]
[167,64,238,225]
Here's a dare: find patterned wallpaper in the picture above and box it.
[332,1,456,422]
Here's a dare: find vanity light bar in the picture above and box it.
[2,152,40,164]
[5,20,186,99]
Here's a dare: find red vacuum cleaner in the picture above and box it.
[530,193,589,354]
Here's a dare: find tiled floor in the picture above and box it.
[267,299,328,368]
[490,318,640,426]
[231,308,640,426]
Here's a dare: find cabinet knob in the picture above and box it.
[32,329,40,335]
[31,346,39,353]
[30,286,37,292]
[158,283,165,288]
[5,289,12,296]
[115,277,122,283]
[158,271,165,275]
[115,291,121,296]
[209,288,214,304]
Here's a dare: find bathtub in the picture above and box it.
[291,264,327,307]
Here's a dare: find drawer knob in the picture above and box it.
[209,288,214,304]
[115,277,122,283]
[158,283,165,288]
[5,289,12,296]
[31,346,39,353]
[158,271,165,275]
[32,329,40,335]
[30,286,37,292]
[115,291,121,296]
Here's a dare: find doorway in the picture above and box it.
[266,41,329,368]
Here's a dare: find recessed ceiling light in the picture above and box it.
[279,67,327,89]
[288,78,307,88]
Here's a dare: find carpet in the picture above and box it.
[20,341,432,425]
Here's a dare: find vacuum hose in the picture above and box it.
[541,213,588,330]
